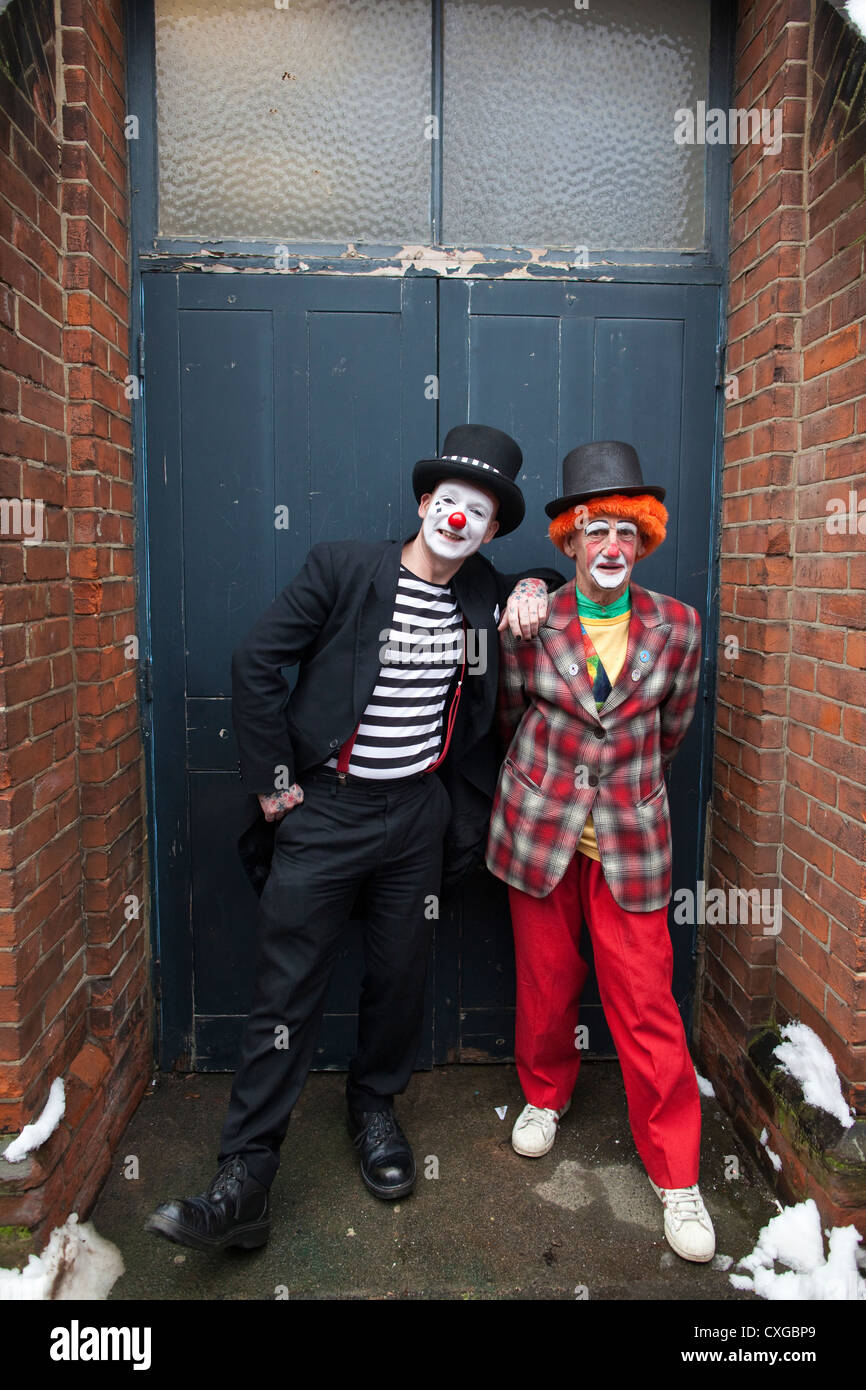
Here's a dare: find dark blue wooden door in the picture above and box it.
[142,272,438,1069]
[434,278,718,1060]
[142,272,718,1070]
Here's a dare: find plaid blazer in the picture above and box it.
[485,581,702,912]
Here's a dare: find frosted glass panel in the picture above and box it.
[155,0,431,241]
[442,0,710,249]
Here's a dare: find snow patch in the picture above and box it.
[730,1200,865,1301]
[773,1022,854,1128]
[846,2,866,41]
[0,1213,123,1301]
[3,1077,65,1163]
[695,1069,716,1098]
[759,1126,783,1172]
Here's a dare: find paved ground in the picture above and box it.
[91,1062,779,1301]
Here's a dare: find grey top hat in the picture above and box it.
[413,424,526,536]
[545,441,665,519]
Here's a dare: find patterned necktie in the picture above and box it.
[579,621,611,711]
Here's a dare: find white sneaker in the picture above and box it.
[511,1101,571,1157]
[650,1179,716,1262]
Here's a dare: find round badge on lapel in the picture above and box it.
[631,670,640,681]
[569,662,579,675]
[639,650,650,663]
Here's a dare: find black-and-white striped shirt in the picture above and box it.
[325,566,462,779]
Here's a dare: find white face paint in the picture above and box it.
[420,479,497,561]
[589,554,629,588]
[584,518,638,590]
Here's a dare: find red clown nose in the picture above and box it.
[447,512,467,530]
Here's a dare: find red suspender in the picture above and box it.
[425,617,467,774]
[335,724,360,784]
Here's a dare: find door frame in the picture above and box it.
[124,0,735,1068]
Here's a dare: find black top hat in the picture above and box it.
[545,440,665,518]
[413,424,525,536]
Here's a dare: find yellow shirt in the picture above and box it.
[576,608,631,861]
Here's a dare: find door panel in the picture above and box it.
[439,277,717,1058]
[179,308,276,697]
[143,272,438,1069]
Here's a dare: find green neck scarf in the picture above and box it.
[575,584,631,620]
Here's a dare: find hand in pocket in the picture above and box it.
[258,784,305,822]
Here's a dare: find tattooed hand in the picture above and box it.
[498,577,549,639]
[258,784,305,822]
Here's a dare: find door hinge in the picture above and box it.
[137,331,145,380]
[714,340,726,387]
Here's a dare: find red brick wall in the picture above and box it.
[794,0,866,1081]
[0,0,149,1248]
[702,0,866,1221]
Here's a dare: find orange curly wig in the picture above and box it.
[548,493,668,560]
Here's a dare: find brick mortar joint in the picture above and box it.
[61,181,129,219]
[60,122,131,177]
[64,285,131,319]
[60,57,132,112]
[59,19,129,99]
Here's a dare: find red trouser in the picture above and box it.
[508,853,701,1189]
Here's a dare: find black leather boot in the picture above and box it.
[348,1108,416,1199]
[145,1155,270,1253]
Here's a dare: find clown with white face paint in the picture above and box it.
[487,441,715,1267]
[146,424,567,1255]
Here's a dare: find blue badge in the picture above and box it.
[639,650,650,663]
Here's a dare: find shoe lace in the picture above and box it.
[662,1186,708,1224]
[354,1111,397,1148]
[519,1106,557,1129]
[209,1157,247,1199]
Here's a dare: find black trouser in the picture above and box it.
[218,769,451,1188]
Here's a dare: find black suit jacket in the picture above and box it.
[233,538,563,895]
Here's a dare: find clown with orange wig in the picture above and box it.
[486,441,715,1264]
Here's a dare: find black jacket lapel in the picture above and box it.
[352,541,403,723]
[451,557,498,750]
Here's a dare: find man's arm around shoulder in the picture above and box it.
[490,558,566,639]
[493,560,566,604]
